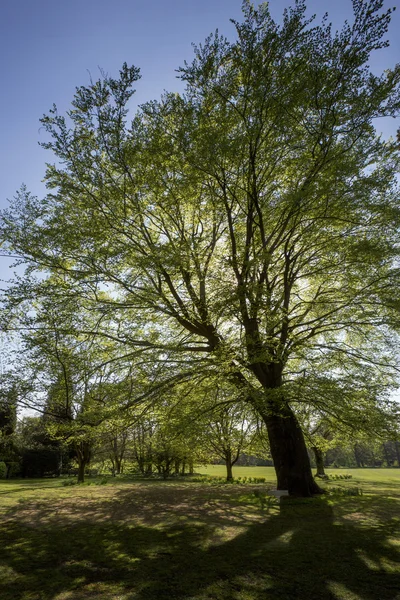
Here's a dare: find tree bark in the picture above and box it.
[312,446,327,478]
[75,441,91,484]
[382,443,393,467]
[225,452,233,482]
[354,444,364,468]
[260,402,322,496]
[77,459,85,483]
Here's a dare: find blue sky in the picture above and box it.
[0,0,399,282]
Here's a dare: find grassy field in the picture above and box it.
[0,469,399,600]
[197,464,400,484]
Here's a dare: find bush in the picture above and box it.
[190,475,267,485]
[327,486,362,496]
[95,477,109,485]
[0,462,7,478]
[61,479,76,487]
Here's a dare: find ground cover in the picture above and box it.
[0,471,399,600]
[196,464,400,485]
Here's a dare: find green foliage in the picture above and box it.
[191,474,267,485]
[21,448,61,478]
[2,0,400,494]
[61,479,76,487]
[326,486,363,497]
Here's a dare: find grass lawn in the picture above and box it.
[197,464,400,484]
[0,470,399,600]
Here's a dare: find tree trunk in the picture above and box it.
[394,440,400,468]
[188,458,194,475]
[225,456,233,482]
[162,461,171,479]
[312,447,327,478]
[382,443,390,467]
[75,441,91,484]
[77,458,85,483]
[243,358,322,496]
[354,444,364,468]
[261,403,322,496]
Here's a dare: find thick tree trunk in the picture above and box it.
[261,403,322,496]
[312,446,327,478]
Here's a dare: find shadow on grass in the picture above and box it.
[0,482,61,495]
[0,487,399,600]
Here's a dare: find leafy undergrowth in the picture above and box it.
[0,475,399,599]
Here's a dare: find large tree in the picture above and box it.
[2,0,400,495]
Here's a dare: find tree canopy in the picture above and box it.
[1,0,400,495]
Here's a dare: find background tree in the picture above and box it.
[205,403,256,481]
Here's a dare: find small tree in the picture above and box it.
[205,404,255,482]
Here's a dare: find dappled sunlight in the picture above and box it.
[2,483,268,532]
[263,528,296,550]
[0,563,21,586]
[326,581,365,600]
[356,549,382,571]
[0,480,399,599]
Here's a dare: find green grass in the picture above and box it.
[196,464,400,484]
[0,471,399,599]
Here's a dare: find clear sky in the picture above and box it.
[0,0,399,282]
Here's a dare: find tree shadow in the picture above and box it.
[0,486,399,599]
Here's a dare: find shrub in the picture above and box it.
[62,479,76,487]
[327,473,353,481]
[327,486,362,496]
